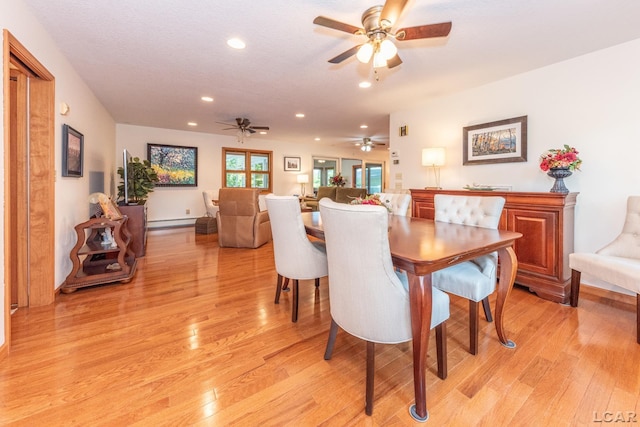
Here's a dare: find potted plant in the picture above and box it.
[117,156,159,205]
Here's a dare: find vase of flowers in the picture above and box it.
[330,174,346,187]
[539,145,582,193]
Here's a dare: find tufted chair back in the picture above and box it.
[434,194,505,228]
[376,192,411,216]
[597,196,640,260]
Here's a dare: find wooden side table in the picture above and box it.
[62,217,137,293]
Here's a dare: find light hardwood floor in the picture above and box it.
[2,227,639,426]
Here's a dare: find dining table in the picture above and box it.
[301,211,523,422]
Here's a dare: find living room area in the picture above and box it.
[3,0,640,424]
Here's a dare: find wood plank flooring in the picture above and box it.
[2,227,640,426]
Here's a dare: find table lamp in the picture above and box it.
[422,147,446,189]
[297,174,309,196]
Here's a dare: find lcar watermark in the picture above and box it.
[593,412,638,423]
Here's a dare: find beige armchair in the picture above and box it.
[570,196,640,343]
[216,188,271,248]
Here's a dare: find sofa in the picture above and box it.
[304,186,367,211]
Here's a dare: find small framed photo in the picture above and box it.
[399,125,408,137]
[463,116,528,165]
[62,124,84,177]
[283,156,301,171]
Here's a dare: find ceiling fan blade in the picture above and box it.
[379,0,410,29]
[221,127,238,131]
[387,53,403,68]
[395,22,452,41]
[328,45,362,64]
[313,16,363,35]
[251,126,270,131]
[246,129,257,134]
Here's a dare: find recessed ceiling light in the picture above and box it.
[187,122,197,126]
[314,137,321,141]
[201,96,214,102]
[227,38,246,49]
[259,131,267,135]
[360,124,368,129]
[295,113,305,118]
[359,81,372,88]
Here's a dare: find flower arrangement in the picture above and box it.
[330,174,346,187]
[539,145,582,171]
[350,194,392,212]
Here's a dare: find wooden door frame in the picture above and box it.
[2,30,55,356]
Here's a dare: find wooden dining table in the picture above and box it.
[301,211,523,422]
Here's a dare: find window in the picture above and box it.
[222,148,272,192]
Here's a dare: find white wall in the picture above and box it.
[116,124,389,227]
[1,0,117,347]
[390,38,640,293]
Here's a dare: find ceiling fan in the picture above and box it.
[313,0,452,69]
[356,137,386,152]
[217,117,270,143]
[217,117,270,135]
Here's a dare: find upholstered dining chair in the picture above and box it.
[570,196,640,343]
[375,192,411,216]
[202,190,219,218]
[265,195,328,322]
[319,198,450,416]
[432,194,506,355]
[216,188,272,248]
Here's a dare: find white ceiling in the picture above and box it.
[22,0,640,148]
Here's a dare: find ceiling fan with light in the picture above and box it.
[216,117,270,143]
[313,0,452,69]
[356,137,386,152]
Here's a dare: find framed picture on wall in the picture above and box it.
[283,156,301,171]
[147,143,198,187]
[463,116,528,165]
[62,124,84,177]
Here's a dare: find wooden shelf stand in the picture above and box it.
[62,217,137,293]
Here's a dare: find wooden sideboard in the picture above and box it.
[410,189,578,304]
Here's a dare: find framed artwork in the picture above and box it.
[283,156,301,171]
[62,124,84,177]
[399,125,408,137]
[463,116,527,165]
[147,143,198,187]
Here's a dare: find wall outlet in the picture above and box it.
[186,208,190,215]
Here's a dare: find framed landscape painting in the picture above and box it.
[62,124,84,177]
[463,116,527,165]
[147,143,198,187]
[283,156,301,171]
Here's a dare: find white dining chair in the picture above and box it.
[432,194,506,355]
[202,190,219,217]
[319,198,449,416]
[265,195,328,322]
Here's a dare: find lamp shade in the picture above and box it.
[422,147,446,166]
[356,42,374,63]
[297,174,309,184]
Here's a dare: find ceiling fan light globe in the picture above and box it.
[379,39,397,60]
[372,52,387,68]
[356,42,374,63]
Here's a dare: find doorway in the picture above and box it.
[3,30,56,347]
